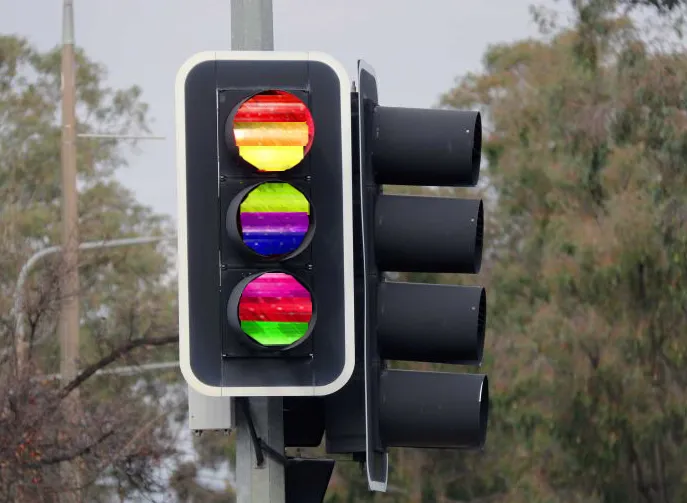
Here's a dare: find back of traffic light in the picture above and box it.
[175,51,355,398]
[357,61,489,491]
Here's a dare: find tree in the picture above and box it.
[621,0,685,12]
[0,34,198,502]
[435,0,687,501]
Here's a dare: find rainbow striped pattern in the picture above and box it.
[238,272,313,346]
[233,91,314,172]
[239,183,310,257]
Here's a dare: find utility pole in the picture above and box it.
[60,0,79,387]
[59,1,82,501]
[230,3,284,502]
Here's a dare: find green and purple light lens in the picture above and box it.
[238,183,311,258]
[238,272,313,347]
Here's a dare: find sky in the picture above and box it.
[0,0,568,223]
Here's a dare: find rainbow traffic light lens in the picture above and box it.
[238,183,311,257]
[238,272,313,347]
[233,90,315,172]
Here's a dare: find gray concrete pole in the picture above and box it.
[231,0,274,51]
[230,2,285,503]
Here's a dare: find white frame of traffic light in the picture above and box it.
[175,50,356,397]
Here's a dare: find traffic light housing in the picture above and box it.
[357,61,489,491]
[175,51,355,397]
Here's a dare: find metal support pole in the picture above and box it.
[231,0,274,51]
[230,2,285,502]
[37,360,180,381]
[77,133,166,140]
[236,397,285,503]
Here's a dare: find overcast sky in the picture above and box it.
[0,0,567,222]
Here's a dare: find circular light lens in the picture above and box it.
[238,183,311,258]
[233,90,315,172]
[238,272,313,347]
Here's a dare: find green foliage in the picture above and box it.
[440,2,687,502]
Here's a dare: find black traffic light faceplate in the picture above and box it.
[176,52,355,397]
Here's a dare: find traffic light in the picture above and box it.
[357,61,489,491]
[175,51,355,397]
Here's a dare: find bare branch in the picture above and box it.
[22,430,115,468]
[95,411,169,475]
[59,334,177,399]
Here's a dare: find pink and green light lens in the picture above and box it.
[238,272,313,347]
[238,183,311,257]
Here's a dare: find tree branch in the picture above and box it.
[23,430,115,468]
[96,411,169,475]
[59,334,177,399]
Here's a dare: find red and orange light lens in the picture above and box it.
[233,90,314,172]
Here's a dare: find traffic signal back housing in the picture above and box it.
[357,60,489,491]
